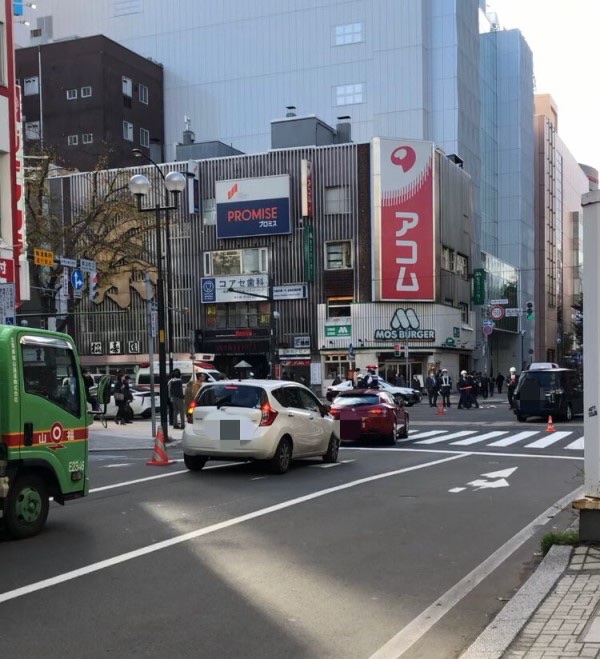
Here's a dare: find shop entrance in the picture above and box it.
[380,357,423,389]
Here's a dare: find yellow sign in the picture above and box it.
[34,248,54,266]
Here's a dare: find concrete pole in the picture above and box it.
[574,190,600,539]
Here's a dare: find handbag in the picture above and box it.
[114,392,125,401]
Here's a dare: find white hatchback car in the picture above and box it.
[182,380,340,474]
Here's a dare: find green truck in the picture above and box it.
[0,326,90,539]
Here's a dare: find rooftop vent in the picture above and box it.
[285,105,297,117]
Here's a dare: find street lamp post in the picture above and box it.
[132,149,176,374]
[129,171,186,442]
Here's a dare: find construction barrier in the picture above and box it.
[147,425,176,466]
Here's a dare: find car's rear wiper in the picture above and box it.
[216,396,232,409]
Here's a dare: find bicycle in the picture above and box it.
[91,403,108,428]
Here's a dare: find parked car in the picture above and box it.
[326,378,421,405]
[182,380,340,474]
[513,365,583,422]
[329,389,409,445]
[88,385,159,418]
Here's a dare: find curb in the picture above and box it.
[460,544,573,659]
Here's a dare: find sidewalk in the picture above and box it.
[462,542,600,658]
[88,419,183,451]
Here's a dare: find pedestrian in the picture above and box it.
[457,370,471,409]
[495,372,505,394]
[412,374,421,391]
[481,373,489,399]
[353,368,364,388]
[113,373,132,425]
[488,376,494,397]
[169,368,186,429]
[332,374,342,386]
[395,372,407,387]
[439,368,452,407]
[467,372,479,408]
[83,369,100,412]
[507,366,519,410]
[425,370,439,407]
[365,368,380,389]
[167,370,176,426]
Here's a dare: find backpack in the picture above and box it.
[97,375,113,405]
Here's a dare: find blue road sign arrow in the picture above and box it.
[71,268,84,290]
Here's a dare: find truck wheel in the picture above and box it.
[4,473,49,539]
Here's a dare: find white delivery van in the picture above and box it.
[134,356,228,389]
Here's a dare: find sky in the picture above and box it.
[493,0,600,172]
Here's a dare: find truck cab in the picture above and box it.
[0,327,90,538]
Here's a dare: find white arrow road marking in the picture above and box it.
[565,436,584,450]
[481,467,518,479]
[451,431,508,446]
[416,430,478,444]
[477,478,510,489]
[487,430,539,447]
[467,479,490,488]
[448,487,466,493]
[525,431,573,448]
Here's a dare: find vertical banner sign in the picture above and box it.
[371,138,435,301]
[304,224,314,283]
[472,268,486,305]
[13,85,29,303]
[61,269,69,299]
[301,159,313,217]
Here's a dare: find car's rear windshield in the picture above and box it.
[197,384,266,409]
[334,394,382,407]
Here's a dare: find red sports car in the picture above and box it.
[329,389,409,445]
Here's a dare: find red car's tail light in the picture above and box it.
[259,402,279,426]
[368,408,386,416]
[186,400,197,424]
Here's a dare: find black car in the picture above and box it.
[513,366,583,422]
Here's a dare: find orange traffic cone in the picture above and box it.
[436,399,446,415]
[546,415,556,432]
[147,426,176,466]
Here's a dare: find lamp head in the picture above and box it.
[132,148,143,158]
[165,171,186,193]
[128,174,151,197]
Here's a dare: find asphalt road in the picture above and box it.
[0,399,584,658]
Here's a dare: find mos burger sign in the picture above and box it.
[215,175,291,239]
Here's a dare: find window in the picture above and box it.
[334,22,363,46]
[22,338,82,418]
[123,121,134,141]
[140,127,150,147]
[82,133,93,144]
[202,198,216,226]
[66,88,78,100]
[67,135,78,146]
[324,186,351,214]
[455,253,468,279]
[25,121,41,140]
[335,83,364,105]
[205,302,271,330]
[122,76,132,96]
[23,76,39,96]
[204,248,268,276]
[327,297,353,318]
[325,241,352,269]
[0,22,5,85]
[139,83,148,104]
[81,86,92,97]
[442,246,451,270]
[458,302,469,324]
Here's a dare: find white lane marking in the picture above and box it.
[344,446,583,460]
[103,464,133,468]
[448,487,466,493]
[369,484,584,659]
[403,430,447,441]
[0,453,467,604]
[416,430,478,445]
[524,431,573,449]
[451,431,508,446]
[487,431,539,447]
[565,436,584,450]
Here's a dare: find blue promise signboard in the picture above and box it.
[215,175,291,239]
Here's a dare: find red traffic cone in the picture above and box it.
[546,415,556,432]
[147,425,176,466]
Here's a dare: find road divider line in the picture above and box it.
[0,453,468,604]
[369,484,584,659]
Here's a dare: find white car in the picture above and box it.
[89,386,159,418]
[326,378,422,405]
[182,380,340,474]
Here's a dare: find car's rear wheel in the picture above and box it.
[183,454,207,471]
[517,414,527,422]
[323,434,340,463]
[386,419,398,445]
[565,403,573,422]
[269,437,292,474]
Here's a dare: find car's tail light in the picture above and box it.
[259,402,278,426]
[186,400,197,424]
[368,408,387,416]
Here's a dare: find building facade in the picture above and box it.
[16,35,164,171]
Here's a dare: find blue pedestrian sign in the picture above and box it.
[71,268,84,290]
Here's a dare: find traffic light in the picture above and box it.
[89,271,99,302]
[525,300,535,320]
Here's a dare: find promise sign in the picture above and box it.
[371,138,435,301]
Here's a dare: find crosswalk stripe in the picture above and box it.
[524,431,573,448]
[416,430,478,445]
[487,431,540,447]
[451,431,509,446]
[565,436,584,450]
[405,430,448,440]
